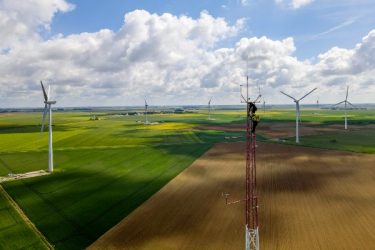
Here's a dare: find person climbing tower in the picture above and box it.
[248,102,260,134]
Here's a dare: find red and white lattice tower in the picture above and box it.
[241,76,260,250]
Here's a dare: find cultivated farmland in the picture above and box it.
[90,141,375,250]
[0,110,242,249]
[0,186,50,249]
[1,107,375,249]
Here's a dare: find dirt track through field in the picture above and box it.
[90,142,375,250]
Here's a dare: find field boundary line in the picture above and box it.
[0,185,54,250]
[0,142,211,154]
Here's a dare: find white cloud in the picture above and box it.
[312,17,358,40]
[352,30,375,73]
[291,0,314,9]
[240,0,250,6]
[0,9,245,106]
[275,0,314,9]
[0,6,374,107]
[201,36,302,91]
[0,0,74,49]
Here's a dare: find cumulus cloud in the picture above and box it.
[0,9,245,106]
[352,30,375,73]
[0,0,74,49]
[0,5,374,107]
[304,30,375,97]
[202,36,302,90]
[316,30,375,77]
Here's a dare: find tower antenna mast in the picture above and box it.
[240,70,261,250]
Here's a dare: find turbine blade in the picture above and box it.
[280,91,297,101]
[208,97,212,105]
[345,86,349,101]
[299,87,317,101]
[40,81,48,101]
[47,85,51,101]
[333,101,345,106]
[347,101,355,107]
[41,104,48,132]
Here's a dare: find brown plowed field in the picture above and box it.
[89,142,375,250]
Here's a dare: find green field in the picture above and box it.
[0,186,50,249]
[258,108,375,153]
[0,107,374,249]
[258,108,375,124]
[0,110,243,249]
[283,130,375,153]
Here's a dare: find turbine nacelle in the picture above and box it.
[45,101,57,105]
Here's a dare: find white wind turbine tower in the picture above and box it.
[208,97,212,120]
[262,97,266,114]
[333,86,354,130]
[144,98,149,124]
[40,81,56,172]
[257,84,266,114]
[280,87,317,143]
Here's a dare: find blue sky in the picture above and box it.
[50,0,375,60]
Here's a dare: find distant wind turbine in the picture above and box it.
[40,81,56,172]
[280,87,317,143]
[333,86,354,130]
[144,98,149,124]
[263,97,266,114]
[257,83,266,114]
[208,97,212,120]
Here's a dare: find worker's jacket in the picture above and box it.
[251,114,260,122]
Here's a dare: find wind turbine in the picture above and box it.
[257,84,266,114]
[333,86,354,130]
[40,81,56,172]
[262,97,266,114]
[280,87,317,143]
[208,97,212,120]
[144,98,149,124]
